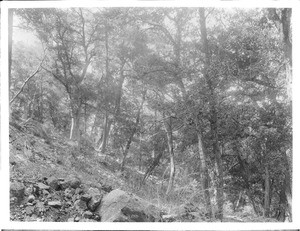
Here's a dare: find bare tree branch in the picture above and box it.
[10,53,46,105]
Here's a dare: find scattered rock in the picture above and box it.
[24,187,33,196]
[61,177,81,189]
[97,189,161,222]
[10,182,25,203]
[83,211,93,219]
[64,188,75,199]
[27,195,35,203]
[42,189,50,196]
[36,182,50,190]
[36,201,46,214]
[88,194,102,212]
[75,188,84,195]
[25,206,35,215]
[87,187,103,212]
[48,200,62,208]
[47,177,60,190]
[101,184,113,193]
[80,194,92,202]
[74,216,80,222]
[74,199,87,211]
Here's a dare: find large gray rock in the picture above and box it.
[97,189,161,222]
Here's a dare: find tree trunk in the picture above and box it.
[164,116,175,195]
[69,109,80,140]
[277,149,292,221]
[138,133,142,171]
[197,130,213,218]
[99,111,112,153]
[141,150,163,185]
[8,9,14,84]
[264,165,270,217]
[199,8,224,220]
[211,117,224,220]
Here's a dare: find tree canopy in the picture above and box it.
[9,7,292,221]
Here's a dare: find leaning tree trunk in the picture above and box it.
[141,150,163,185]
[164,116,175,195]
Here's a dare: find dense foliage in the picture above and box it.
[9,7,292,221]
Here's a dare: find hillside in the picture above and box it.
[9,122,278,222]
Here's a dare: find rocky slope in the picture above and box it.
[9,122,278,222]
[9,123,164,222]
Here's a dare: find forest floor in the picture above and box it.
[9,124,278,222]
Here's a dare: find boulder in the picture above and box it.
[97,189,161,222]
[10,181,25,203]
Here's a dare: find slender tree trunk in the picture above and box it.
[8,9,14,84]
[197,129,213,218]
[164,116,175,195]
[121,133,133,171]
[99,111,112,153]
[277,149,292,221]
[141,150,163,185]
[99,20,112,153]
[264,165,270,217]
[138,133,142,171]
[211,116,224,220]
[69,109,80,140]
[199,8,224,220]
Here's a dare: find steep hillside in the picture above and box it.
[9,122,158,221]
[9,122,278,222]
